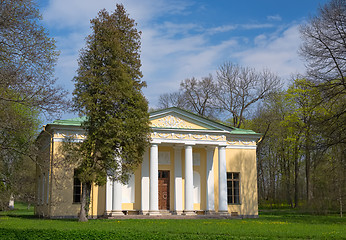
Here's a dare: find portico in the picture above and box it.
[104,108,246,216]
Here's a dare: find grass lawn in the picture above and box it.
[0,203,345,239]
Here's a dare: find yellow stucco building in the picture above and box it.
[35,107,260,218]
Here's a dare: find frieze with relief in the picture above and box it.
[151,115,204,129]
[54,132,86,140]
[151,132,226,141]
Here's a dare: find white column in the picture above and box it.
[206,146,215,213]
[184,145,195,215]
[218,145,228,214]
[149,144,160,215]
[111,179,123,216]
[141,149,150,214]
[174,146,183,214]
[105,176,113,215]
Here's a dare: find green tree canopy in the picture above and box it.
[72,4,150,222]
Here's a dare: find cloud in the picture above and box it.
[233,25,305,81]
[41,0,306,113]
[207,23,274,35]
[267,14,282,21]
[42,0,192,29]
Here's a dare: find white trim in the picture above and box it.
[149,144,159,212]
[151,138,227,146]
[106,177,113,212]
[184,145,194,211]
[112,180,122,211]
[226,145,257,149]
[174,147,183,212]
[206,146,215,211]
[218,146,228,212]
[141,149,149,211]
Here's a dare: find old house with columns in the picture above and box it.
[35,107,260,218]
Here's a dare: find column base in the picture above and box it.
[205,210,217,215]
[182,210,196,215]
[148,210,161,216]
[111,210,124,216]
[104,210,112,216]
[139,210,149,215]
[172,210,183,215]
[217,210,230,216]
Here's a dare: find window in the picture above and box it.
[227,172,240,204]
[73,170,82,203]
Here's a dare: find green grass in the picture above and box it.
[0,204,345,239]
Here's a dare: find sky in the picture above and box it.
[36,0,330,121]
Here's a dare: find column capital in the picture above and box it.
[173,145,184,150]
[205,145,216,151]
[184,144,194,149]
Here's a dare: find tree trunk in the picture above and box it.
[294,141,299,208]
[305,130,311,203]
[79,182,91,222]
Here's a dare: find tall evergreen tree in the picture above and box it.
[72,4,150,222]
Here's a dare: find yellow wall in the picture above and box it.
[213,147,258,216]
[49,141,81,217]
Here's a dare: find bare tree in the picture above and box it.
[158,75,218,118]
[158,92,187,109]
[180,75,217,118]
[215,62,281,128]
[299,0,346,90]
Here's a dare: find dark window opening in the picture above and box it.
[73,170,82,203]
[227,172,240,204]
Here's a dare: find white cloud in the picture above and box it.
[41,0,306,113]
[42,0,192,28]
[267,14,282,21]
[233,25,305,81]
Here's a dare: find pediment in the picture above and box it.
[150,114,207,129]
[149,107,233,132]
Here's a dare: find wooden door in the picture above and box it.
[158,170,170,210]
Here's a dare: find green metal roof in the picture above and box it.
[52,116,86,126]
[51,108,260,136]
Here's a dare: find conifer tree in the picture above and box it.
[72,4,150,222]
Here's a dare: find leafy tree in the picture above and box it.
[0,0,68,116]
[72,4,150,222]
[0,0,68,208]
[299,0,345,215]
[285,79,324,204]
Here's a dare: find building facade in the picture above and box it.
[35,107,260,218]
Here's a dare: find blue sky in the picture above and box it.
[36,0,329,121]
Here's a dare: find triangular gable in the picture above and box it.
[149,107,234,132]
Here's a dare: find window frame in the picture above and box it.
[73,170,82,204]
[227,172,240,205]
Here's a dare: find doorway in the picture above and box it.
[158,170,170,210]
